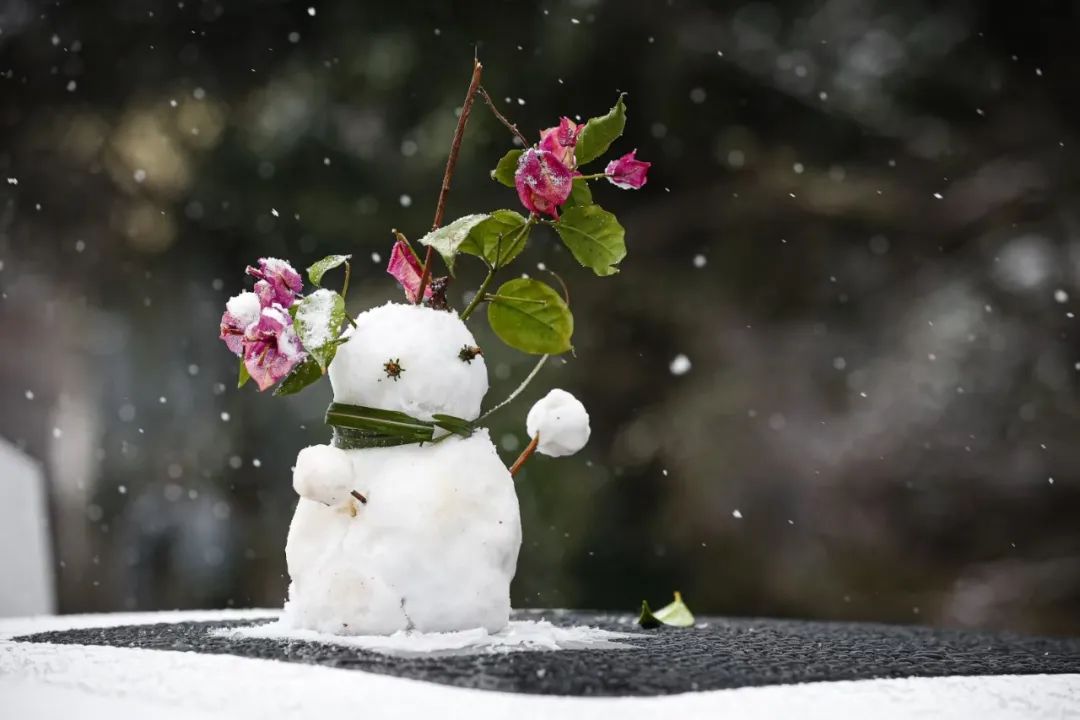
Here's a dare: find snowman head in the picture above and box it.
[327,303,489,421]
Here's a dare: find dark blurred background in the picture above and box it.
[2,0,1080,635]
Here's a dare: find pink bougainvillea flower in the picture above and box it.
[605,150,651,190]
[219,290,262,357]
[242,305,306,391]
[538,117,581,169]
[245,257,302,308]
[515,148,573,219]
[387,238,436,304]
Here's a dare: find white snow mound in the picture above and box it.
[526,389,591,457]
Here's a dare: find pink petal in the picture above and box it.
[604,150,651,190]
[246,257,302,308]
[386,239,430,303]
[515,148,573,219]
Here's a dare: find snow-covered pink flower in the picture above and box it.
[605,150,651,190]
[246,257,302,308]
[538,117,581,169]
[219,291,262,357]
[387,238,436,304]
[242,305,306,391]
[515,148,573,219]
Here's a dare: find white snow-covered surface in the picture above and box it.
[216,617,635,656]
[2,611,1078,720]
[526,389,591,457]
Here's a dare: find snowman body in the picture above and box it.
[282,303,521,635]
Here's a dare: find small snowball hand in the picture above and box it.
[293,444,355,506]
[526,389,591,457]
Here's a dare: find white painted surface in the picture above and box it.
[0,439,55,617]
[1,611,1077,719]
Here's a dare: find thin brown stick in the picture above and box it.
[415,58,484,304]
[350,489,368,505]
[477,86,529,147]
[509,434,540,478]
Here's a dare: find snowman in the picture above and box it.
[281,302,590,635]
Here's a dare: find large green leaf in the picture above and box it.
[459,210,530,269]
[293,289,346,370]
[554,203,626,276]
[487,278,573,355]
[491,148,523,187]
[273,356,323,396]
[306,254,351,287]
[574,94,627,166]
[417,214,490,274]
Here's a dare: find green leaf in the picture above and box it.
[237,359,251,389]
[487,277,573,355]
[574,93,627,166]
[460,210,530,269]
[638,600,661,629]
[554,203,626,276]
[417,214,490,274]
[638,591,696,628]
[491,149,523,187]
[273,357,323,396]
[293,289,347,370]
[307,254,351,287]
[565,177,593,208]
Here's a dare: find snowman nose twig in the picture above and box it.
[509,434,540,478]
[350,490,368,505]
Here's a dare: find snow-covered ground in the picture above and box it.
[2,611,1078,719]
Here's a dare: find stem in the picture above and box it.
[341,261,351,300]
[460,267,496,320]
[416,58,484,304]
[576,172,608,181]
[484,294,545,304]
[478,354,549,422]
[510,434,540,478]
[478,86,529,147]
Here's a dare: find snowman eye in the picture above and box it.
[458,345,482,364]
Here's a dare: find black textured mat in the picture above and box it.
[15,610,1080,696]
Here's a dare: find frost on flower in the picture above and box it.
[538,117,581,170]
[605,150,651,190]
[246,257,302,308]
[243,305,306,391]
[220,291,261,356]
[515,147,573,218]
[387,238,445,304]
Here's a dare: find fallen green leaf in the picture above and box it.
[638,591,695,628]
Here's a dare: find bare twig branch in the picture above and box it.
[477,86,529,147]
[415,58,484,303]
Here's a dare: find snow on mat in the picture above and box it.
[11,609,1080,698]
